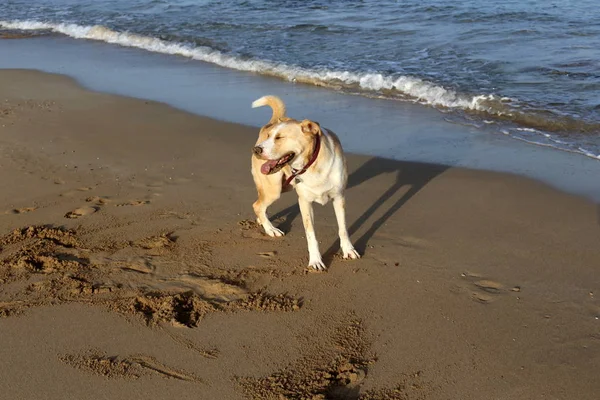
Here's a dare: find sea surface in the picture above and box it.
[1,0,600,159]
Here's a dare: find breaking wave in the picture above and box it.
[0,20,516,113]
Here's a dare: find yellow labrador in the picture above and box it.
[251,95,360,270]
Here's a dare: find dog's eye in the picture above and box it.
[274,135,282,141]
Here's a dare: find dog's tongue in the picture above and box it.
[261,160,279,175]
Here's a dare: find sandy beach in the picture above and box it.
[0,69,599,399]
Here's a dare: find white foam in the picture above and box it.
[578,147,600,160]
[509,129,600,160]
[516,127,539,133]
[0,19,503,114]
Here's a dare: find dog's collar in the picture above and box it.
[283,133,321,188]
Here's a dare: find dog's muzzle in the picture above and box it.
[253,146,263,156]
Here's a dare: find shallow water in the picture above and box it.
[1,36,599,201]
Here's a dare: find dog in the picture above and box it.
[250,95,360,270]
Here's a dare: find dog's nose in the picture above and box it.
[253,146,263,156]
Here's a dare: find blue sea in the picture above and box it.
[1,0,600,160]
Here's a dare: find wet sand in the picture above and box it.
[0,69,599,399]
[1,36,600,202]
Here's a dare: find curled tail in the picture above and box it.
[251,95,286,124]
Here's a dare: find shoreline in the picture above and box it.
[1,69,599,399]
[1,36,600,202]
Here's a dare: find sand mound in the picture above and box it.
[238,317,427,399]
[0,225,79,248]
[60,350,144,380]
[238,317,376,399]
[123,291,218,328]
[0,225,83,283]
[0,225,302,328]
[231,292,302,312]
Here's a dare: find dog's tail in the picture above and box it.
[252,95,286,124]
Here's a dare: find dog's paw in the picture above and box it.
[264,226,285,237]
[308,259,327,271]
[342,247,361,260]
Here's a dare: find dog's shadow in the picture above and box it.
[270,157,447,266]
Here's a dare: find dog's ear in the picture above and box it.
[300,120,321,136]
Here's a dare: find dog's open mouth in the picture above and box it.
[260,152,295,175]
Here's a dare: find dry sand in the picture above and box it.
[0,69,599,399]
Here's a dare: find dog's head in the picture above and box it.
[253,119,322,175]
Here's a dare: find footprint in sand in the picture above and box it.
[471,291,494,304]
[65,205,98,219]
[239,219,258,230]
[116,200,150,207]
[473,279,504,294]
[258,251,277,258]
[239,219,283,241]
[60,186,95,198]
[135,233,176,250]
[10,207,37,214]
[85,196,111,205]
[459,272,521,304]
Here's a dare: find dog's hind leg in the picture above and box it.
[253,190,284,237]
[333,195,360,260]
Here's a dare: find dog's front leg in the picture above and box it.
[333,195,360,260]
[298,197,326,270]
